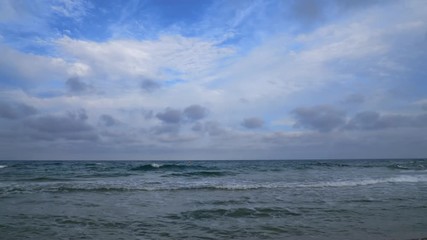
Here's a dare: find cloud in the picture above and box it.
[241,117,264,129]
[203,121,227,136]
[151,124,180,135]
[342,94,365,105]
[190,121,227,136]
[1,0,427,160]
[27,109,90,133]
[99,114,117,127]
[288,0,383,28]
[156,108,182,124]
[140,78,161,92]
[66,76,93,94]
[51,0,91,20]
[346,111,381,130]
[290,0,325,26]
[415,99,427,111]
[183,105,208,121]
[0,101,37,119]
[20,109,97,141]
[0,1,50,30]
[56,35,234,81]
[191,122,204,132]
[0,44,81,87]
[154,105,208,125]
[292,105,346,132]
[334,0,381,10]
[0,0,94,56]
[346,111,427,130]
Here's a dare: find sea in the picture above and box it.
[0,159,426,240]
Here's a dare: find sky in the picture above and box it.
[0,0,427,160]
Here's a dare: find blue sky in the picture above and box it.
[0,0,427,160]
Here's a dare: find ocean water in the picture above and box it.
[0,159,426,240]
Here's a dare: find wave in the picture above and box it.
[0,165,7,169]
[75,173,132,178]
[304,176,427,188]
[387,163,426,170]
[310,162,351,168]
[195,176,427,190]
[291,160,427,170]
[196,199,250,206]
[166,207,301,220]
[20,177,74,182]
[163,171,233,177]
[2,175,426,195]
[130,163,210,171]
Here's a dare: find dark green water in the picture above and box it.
[0,159,426,239]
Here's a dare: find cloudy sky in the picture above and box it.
[0,0,426,160]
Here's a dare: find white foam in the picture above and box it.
[10,175,425,193]
[0,165,7,169]
[196,175,427,190]
[303,175,427,188]
[151,163,161,168]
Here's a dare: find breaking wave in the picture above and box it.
[130,163,211,171]
[163,171,233,177]
[387,163,426,171]
[2,175,426,196]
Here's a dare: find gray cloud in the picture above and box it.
[143,110,154,120]
[141,78,161,92]
[342,94,365,105]
[414,114,427,127]
[190,121,227,136]
[262,127,427,159]
[74,109,88,121]
[27,129,98,142]
[288,0,382,27]
[191,122,204,132]
[151,124,180,135]
[204,121,227,136]
[0,101,37,119]
[292,105,346,132]
[27,110,91,133]
[291,0,324,26]
[346,111,427,130]
[66,77,93,94]
[156,108,182,124]
[184,105,208,121]
[22,109,97,141]
[241,117,264,129]
[335,0,381,10]
[99,114,117,127]
[346,111,381,130]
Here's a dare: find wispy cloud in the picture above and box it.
[0,0,426,159]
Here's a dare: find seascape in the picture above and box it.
[1,159,426,239]
[1,1,427,239]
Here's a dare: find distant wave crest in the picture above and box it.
[2,175,426,196]
[387,163,426,171]
[130,163,210,171]
[164,171,233,177]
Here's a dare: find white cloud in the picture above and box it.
[56,35,234,81]
[0,44,82,84]
[51,0,91,20]
[1,0,427,159]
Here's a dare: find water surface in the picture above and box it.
[0,159,426,239]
